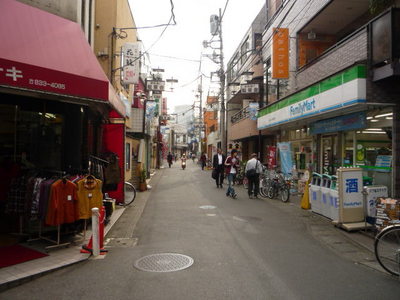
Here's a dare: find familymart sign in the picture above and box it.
[258,65,367,129]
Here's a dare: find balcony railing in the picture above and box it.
[231,106,250,124]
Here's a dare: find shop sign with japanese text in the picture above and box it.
[272,28,289,79]
[122,43,139,85]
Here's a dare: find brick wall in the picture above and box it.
[296,29,368,90]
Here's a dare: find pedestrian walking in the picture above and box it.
[225,149,240,198]
[245,153,263,199]
[200,152,207,170]
[167,152,173,168]
[213,148,225,188]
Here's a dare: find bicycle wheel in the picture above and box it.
[374,226,400,276]
[124,182,137,206]
[267,186,275,199]
[280,185,290,203]
[259,179,268,198]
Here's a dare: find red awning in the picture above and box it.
[0,0,125,116]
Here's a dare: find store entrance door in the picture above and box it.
[321,135,339,175]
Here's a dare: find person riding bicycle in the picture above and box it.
[167,152,173,168]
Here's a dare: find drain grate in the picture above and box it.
[134,253,194,272]
[199,205,216,209]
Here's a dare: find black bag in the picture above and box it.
[212,169,217,179]
[246,169,256,178]
[246,161,258,178]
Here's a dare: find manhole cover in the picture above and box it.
[134,253,194,272]
[199,205,216,209]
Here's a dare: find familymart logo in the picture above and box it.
[289,98,316,117]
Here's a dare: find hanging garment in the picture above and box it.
[38,179,57,220]
[30,177,44,218]
[76,176,103,219]
[45,179,78,226]
[5,176,28,214]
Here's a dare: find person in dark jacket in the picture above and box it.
[213,149,226,188]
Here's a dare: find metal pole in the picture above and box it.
[91,207,100,257]
[219,8,226,154]
[199,74,203,155]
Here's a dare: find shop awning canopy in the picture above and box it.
[0,0,125,116]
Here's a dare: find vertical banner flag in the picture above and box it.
[267,146,277,169]
[248,102,259,120]
[122,43,140,84]
[277,142,293,175]
[272,28,289,79]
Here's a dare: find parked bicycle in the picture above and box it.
[266,171,290,202]
[123,181,137,206]
[234,167,248,189]
[374,224,400,276]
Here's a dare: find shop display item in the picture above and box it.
[375,198,400,231]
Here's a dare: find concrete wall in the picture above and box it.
[296,29,368,91]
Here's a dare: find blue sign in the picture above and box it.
[310,112,366,135]
[277,142,293,175]
[345,178,359,193]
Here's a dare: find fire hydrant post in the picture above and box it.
[91,207,100,257]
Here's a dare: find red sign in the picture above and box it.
[267,146,277,169]
[0,58,108,101]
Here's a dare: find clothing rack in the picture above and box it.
[89,155,109,165]
[28,223,70,251]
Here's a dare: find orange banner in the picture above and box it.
[272,27,289,79]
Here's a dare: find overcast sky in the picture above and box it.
[129,0,266,112]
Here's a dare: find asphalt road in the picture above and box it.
[2,161,400,300]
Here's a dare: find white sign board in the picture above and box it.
[122,43,139,85]
[337,167,364,223]
[258,78,366,130]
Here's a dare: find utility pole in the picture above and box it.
[198,72,203,156]
[218,8,227,154]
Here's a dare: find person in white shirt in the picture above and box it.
[245,153,263,199]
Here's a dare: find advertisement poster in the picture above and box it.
[248,102,259,120]
[267,146,277,169]
[277,142,293,175]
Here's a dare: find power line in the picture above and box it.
[148,53,200,63]
[220,0,230,21]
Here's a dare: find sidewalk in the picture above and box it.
[0,170,162,293]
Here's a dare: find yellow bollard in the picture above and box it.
[301,179,311,210]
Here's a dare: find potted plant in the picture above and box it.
[139,169,147,191]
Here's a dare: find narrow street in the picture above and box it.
[2,161,400,300]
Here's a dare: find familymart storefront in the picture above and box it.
[258,65,393,196]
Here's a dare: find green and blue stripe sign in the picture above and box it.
[257,65,367,129]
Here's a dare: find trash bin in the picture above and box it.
[309,173,322,215]
[321,174,332,219]
[363,185,388,224]
[329,175,339,222]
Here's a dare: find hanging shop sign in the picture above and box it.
[122,43,140,85]
[272,28,289,79]
[337,167,364,223]
[310,112,366,134]
[241,84,259,94]
[258,65,367,130]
